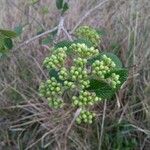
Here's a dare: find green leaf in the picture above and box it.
[49,69,63,83]
[54,40,73,55]
[4,38,13,49]
[73,38,94,47]
[62,2,69,13]
[54,40,73,49]
[104,53,123,68]
[88,52,123,68]
[0,34,4,50]
[0,29,17,38]
[87,79,116,99]
[56,0,64,9]
[14,25,23,36]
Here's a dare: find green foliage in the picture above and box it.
[39,25,128,124]
[102,123,138,150]
[0,29,17,57]
[0,29,17,38]
[3,38,13,49]
[62,2,69,13]
[54,40,72,49]
[56,0,64,9]
[56,0,69,13]
[87,80,115,99]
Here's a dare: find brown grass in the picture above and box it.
[0,0,150,149]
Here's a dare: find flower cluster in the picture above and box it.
[75,26,100,46]
[92,55,116,79]
[39,77,64,108]
[43,47,67,70]
[58,67,69,80]
[39,77,62,98]
[70,58,90,89]
[107,73,121,88]
[64,80,76,89]
[70,43,99,58]
[76,110,96,124]
[47,97,64,109]
[39,26,126,124]
[72,91,101,107]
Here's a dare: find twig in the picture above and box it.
[99,99,107,150]
[56,16,65,38]
[13,26,58,51]
[65,108,82,136]
[71,0,109,33]
[64,108,82,150]
[62,27,73,41]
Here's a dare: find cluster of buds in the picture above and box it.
[39,77,62,98]
[47,97,64,109]
[72,91,101,107]
[39,25,125,124]
[43,47,67,70]
[64,80,76,89]
[75,26,100,46]
[58,67,69,80]
[107,73,121,88]
[76,109,96,124]
[70,58,90,89]
[70,43,99,58]
[92,55,116,78]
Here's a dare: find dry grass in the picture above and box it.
[0,0,150,149]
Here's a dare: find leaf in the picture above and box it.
[88,52,123,68]
[49,69,63,83]
[56,0,64,10]
[73,38,94,47]
[0,34,4,50]
[62,2,69,13]
[4,38,13,49]
[54,40,73,55]
[0,29,17,38]
[87,79,116,99]
[14,25,23,36]
[54,40,73,49]
[104,53,123,68]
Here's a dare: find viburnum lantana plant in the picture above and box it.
[39,26,128,124]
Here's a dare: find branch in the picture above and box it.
[71,0,109,33]
[99,99,107,150]
[13,26,58,51]
[62,27,73,41]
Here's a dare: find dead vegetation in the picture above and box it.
[0,0,150,149]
